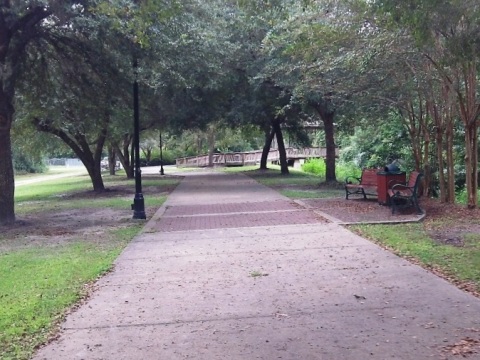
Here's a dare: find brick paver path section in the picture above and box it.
[151,200,328,232]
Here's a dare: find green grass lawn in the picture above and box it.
[1,170,178,359]
[0,235,137,360]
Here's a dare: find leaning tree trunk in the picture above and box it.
[114,135,134,179]
[260,128,275,170]
[84,159,105,192]
[272,119,289,175]
[0,94,15,225]
[34,118,106,192]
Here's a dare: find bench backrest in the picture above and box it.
[361,169,378,186]
[407,171,423,190]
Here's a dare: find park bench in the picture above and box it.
[387,171,424,214]
[345,168,378,200]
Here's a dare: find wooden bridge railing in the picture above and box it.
[175,147,337,168]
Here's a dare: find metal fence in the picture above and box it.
[47,158,84,167]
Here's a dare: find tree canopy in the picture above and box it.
[1,0,480,224]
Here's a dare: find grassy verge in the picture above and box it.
[1,171,178,359]
[236,166,344,199]
[0,232,137,360]
[350,223,480,294]
[15,175,176,215]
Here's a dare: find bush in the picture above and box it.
[13,153,47,174]
[302,158,326,176]
[336,161,362,180]
[302,159,362,180]
[140,151,176,167]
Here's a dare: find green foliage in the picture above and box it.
[335,161,362,181]
[456,188,468,205]
[302,158,326,176]
[339,114,413,170]
[455,187,480,206]
[302,158,361,181]
[12,152,46,175]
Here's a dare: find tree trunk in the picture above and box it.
[207,127,215,167]
[465,123,478,208]
[272,119,289,175]
[115,135,134,179]
[0,5,60,224]
[446,121,455,203]
[142,148,152,163]
[115,143,131,178]
[108,144,116,175]
[34,118,106,192]
[0,21,15,224]
[311,102,336,182]
[435,126,447,202]
[0,96,15,224]
[457,62,479,208]
[421,132,430,197]
[84,159,105,192]
[260,128,275,170]
[322,112,336,182]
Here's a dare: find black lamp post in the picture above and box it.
[159,131,164,175]
[131,56,146,219]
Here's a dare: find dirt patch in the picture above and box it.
[301,197,423,223]
[0,175,182,253]
[421,198,480,247]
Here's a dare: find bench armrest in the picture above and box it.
[388,179,405,188]
[390,183,413,192]
[345,176,361,184]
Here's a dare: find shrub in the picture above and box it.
[302,159,362,181]
[13,153,47,174]
[302,158,326,176]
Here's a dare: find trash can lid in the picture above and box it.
[384,163,400,172]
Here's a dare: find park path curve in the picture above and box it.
[34,170,480,359]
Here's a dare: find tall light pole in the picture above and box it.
[159,130,164,175]
[131,56,146,219]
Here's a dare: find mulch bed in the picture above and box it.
[300,196,480,227]
[301,197,423,223]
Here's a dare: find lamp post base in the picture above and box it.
[131,193,146,219]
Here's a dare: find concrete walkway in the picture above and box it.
[34,171,480,359]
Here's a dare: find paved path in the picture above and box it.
[34,171,480,359]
